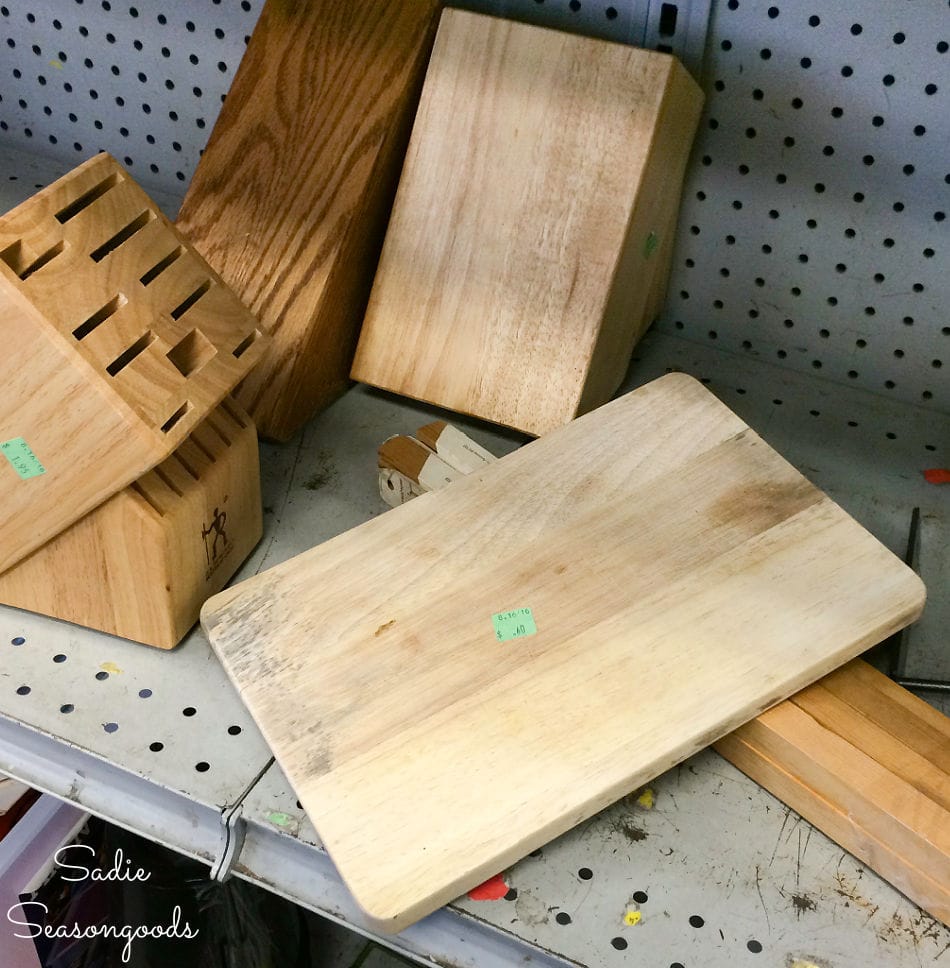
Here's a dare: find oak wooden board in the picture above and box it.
[0,154,266,573]
[351,9,703,436]
[0,399,262,649]
[201,374,925,933]
[176,0,442,441]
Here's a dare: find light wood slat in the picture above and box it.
[715,728,950,926]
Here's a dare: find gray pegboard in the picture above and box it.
[660,0,949,414]
[0,0,261,199]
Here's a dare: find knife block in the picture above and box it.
[0,399,262,650]
[176,0,443,441]
[352,9,704,436]
[0,153,267,573]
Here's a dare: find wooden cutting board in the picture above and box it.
[351,9,703,436]
[201,374,925,933]
[176,0,442,441]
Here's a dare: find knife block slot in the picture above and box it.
[140,245,184,286]
[1,238,67,280]
[167,329,216,378]
[55,171,122,223]
[0,400,263,650]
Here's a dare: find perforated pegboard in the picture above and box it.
[661,0,949,415]
[0,0,260,199]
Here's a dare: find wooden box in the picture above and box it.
[0,399,262,650]
[351,9,704,436]
[176,0,443,441]
[0,153,267,573]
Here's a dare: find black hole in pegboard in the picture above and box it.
[227,725,242,735]
[149,741,164,752]
[578,867,593,880]
[195,761,210,772]
[748,940,763,953]
[610,938,628,950]
[16,685,31,696]
[103,722,119,733]
[182,706,197,717]
[689,914,705,928]
[632,890,648,903]
[139,688,152,698]
[52,653,67,663]
[60,703,74,714]
[95,671,109,681]
[556,912,572,925]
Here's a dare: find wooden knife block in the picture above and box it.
[177,0,443,441]
[0,400,262,650]
[0,153,266,573]
[352,9,704,436]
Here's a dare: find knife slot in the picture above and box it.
[73,294,127,340]
[140,245,184,286]
[170,279,211,320]
[90,210,155,263]
[55,172,122,223]
[106,330,155,376]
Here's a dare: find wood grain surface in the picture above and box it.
[177,0,442,441]
[351,9,703,435]
[0,153,265,573]
[0,400,261,649]
[201,373,924,933]
[715,659,950,925]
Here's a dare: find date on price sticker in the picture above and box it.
[491,607,537,643]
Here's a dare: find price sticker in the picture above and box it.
[1,437,46,480]
[492,607,537,643]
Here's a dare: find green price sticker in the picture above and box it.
[643,231,659,259]
[492,607,537,643]
[1,437,46,480]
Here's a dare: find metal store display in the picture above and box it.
[0,2,947,966]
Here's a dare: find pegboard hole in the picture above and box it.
[195,761,210,773]
[149,742,164,752]
[139,689,152,698]
[182,706,197,717]
[103,722,119,733]
[227,725,242,736]
[16,685,31,696]
[11,637,25,646]
[95,671,109,681]
[60,703,74,714]
[52,653,67,663]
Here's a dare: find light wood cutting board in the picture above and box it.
[201,374,925,933]
[351,10,703,436]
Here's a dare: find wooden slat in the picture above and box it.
[176,0,443,441]
[716,728,950,926]
[351,10,703,436]
[202,373,924,933]
[790,677,950,811]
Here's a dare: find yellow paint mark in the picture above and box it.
[49,59,63,70]
[636,788,654,809]
[623,910,642,926]
[100,662,122,675]
[789,962,822,968]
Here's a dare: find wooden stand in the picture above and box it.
[352,9,704,436]
[177,0,443,441]
[0,400,262,650]
[0,153,266,573]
